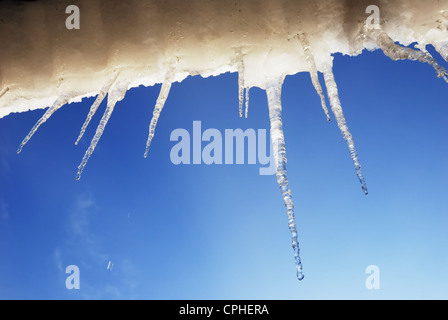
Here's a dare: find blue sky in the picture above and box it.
[0,47,447,300]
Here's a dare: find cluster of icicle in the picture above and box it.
[9,3,448,281]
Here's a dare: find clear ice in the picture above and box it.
[297,32,331,122]
[322,62,369,195]
[76,80,129,180]
[75,71,119,145]
[17,95,70,154]
[266,78,305,281]
[144,66,176,158]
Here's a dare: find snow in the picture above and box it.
[1,0,446,118]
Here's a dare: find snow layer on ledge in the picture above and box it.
[0,0,447,119]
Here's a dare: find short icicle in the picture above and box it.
[143,67,176,158]
[76,80,129,180]
[266,77,305,281]
[236,48,246,118]
[245,87,250,119]
[17,95,70,154]
[75,71,119,145]
[322,61,368,195]
[297,32,331,121]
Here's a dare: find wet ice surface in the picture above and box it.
[266,78,304,280]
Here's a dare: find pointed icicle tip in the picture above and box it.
[322,61,368,195]
[17,95,70,154]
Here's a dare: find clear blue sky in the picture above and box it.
[0,47,447,300]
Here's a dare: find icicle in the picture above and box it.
[245,87,250,119]
[236,48,245,118]
[367,27,448,83]
[297,32,331,122]
[17,95,70,154]
[266,78,304,281]
[76,80,129,180]
[322,62,368,195]
[75,71,119,145]
[434,40,448,63]
[143,67,176,158]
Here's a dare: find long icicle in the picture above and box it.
[75,71,119,145]
[367,27,448,83]
[17,95,70,154]
[236,48,245,118]
[266,78,304,281]
[76,81,129,180]
[323,61,368,195]
[143,67,176,158]
[297,32,331,121]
